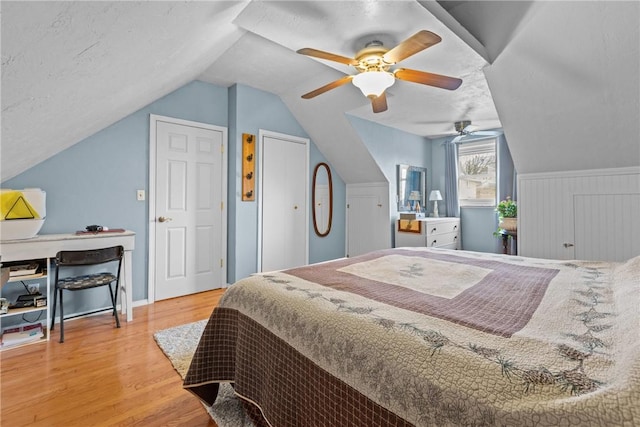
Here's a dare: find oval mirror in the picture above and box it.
[312,162,333,237]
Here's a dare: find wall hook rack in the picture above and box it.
[242,133,256,201]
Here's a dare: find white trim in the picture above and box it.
[148,114,228,303]
[51,299,148,323]
[132,299,150,308]
[257,129,310,273]
[346,182,389,189]
[519,166,640,181]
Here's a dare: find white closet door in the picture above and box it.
[346,183,391,257]
[260,132,309,272]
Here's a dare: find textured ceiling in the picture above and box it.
[2,1,638,182]
[1,1,498,183]
[201,0,499,136]
[1,1,248,181]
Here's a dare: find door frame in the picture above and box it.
[257,129,310,272]
[148,114,228,303]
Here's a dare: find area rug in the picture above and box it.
[153,320,255,427]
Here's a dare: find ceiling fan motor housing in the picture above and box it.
[355,44,391,73]
[455,120,472,133]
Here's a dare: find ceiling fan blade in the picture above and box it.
[296,48,358,66]
[370,93,388,113]
[382,30,442,64]
[301,75,354,99]
[394,68,462,90]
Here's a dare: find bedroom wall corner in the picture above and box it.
[347,115,432,247]
[227,84,346,284]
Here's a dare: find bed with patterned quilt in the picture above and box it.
[184,247,639,426]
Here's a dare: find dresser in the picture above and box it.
[395,217,460,249]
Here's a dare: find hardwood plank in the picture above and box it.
[1,289,225,427]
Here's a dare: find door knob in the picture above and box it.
[158,216,173,223]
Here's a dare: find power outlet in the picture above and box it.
[27,283,40,294]
[136,190,145,201]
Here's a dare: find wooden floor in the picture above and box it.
[1,289,226,427]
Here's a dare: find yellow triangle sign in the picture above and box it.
[1,191,41,220]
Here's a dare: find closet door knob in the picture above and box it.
[158,216,173,223]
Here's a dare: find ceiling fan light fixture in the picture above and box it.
[352,71,395,98]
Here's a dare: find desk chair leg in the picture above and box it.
[59,288,65,343]
[108,283,121,328]
[50,285,58,332]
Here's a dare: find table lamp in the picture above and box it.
[429,190,443,217]
[408,191,421,212]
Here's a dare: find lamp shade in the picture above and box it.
[408,190,421,201]
[352,71,395,98]
[429,190,443,201]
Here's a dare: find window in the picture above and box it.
[457,139,496,207]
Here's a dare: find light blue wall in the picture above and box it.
[3,80,347,316]
[345,118,512,253]
[430,134,513,253]
[347,115,432,246]
[3,80,227,314]
[228,84,346,283]
[460,207,501,252]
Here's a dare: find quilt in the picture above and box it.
[184,248,640,426]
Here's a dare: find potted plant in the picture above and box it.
[496,196,517,232]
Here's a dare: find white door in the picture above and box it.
[346,183,391,257]
[151,115,227,301]
[259,131,309,272]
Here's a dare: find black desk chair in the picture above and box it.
[50,246,123,343]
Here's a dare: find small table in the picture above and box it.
[500,229,518,255]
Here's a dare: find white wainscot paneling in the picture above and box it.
[574,194,640,261]
[518,167,640,261]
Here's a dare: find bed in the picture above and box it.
[184,247,639,426]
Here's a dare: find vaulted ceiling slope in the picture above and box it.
[444,1,640,174]
[1,1,248,182]
[2,1,638,183]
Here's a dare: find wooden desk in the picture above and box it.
[1,231,135,321]
[500,229,517,255]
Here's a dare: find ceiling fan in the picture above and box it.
[296,30,463,113]
[452,120,501,142]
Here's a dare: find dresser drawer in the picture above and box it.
[425,220,459,237]
[395,217,461,249]
[395,231,425,248]
[427,231,459,248]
